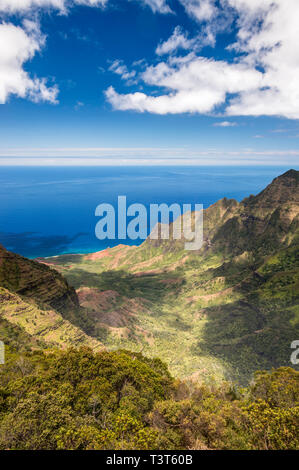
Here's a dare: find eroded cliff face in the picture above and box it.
[0,244,78,314]
[0,244,103,351]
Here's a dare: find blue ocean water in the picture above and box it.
[0,165,293,258]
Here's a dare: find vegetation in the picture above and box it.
[0,347,298,450]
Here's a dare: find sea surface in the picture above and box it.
[0,165,293,258]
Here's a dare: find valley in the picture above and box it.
[13,169,299,384]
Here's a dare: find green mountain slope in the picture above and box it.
[0,244,102,352]
[40,169,299,384]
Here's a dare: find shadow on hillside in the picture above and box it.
[65,268,186,304]
[194,299,298,384]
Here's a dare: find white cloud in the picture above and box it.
[155,25,218,57]
[0,0,173,16]
[0,21,58,103]
[225,0,299,119]
[136,0,171,14]
[213,121,237,127]
[0,0,108,104]
[109,60,136,81]
[0,0,107,14]
[177,1,225,48]
[156,25,223,57]
[0,0,172,105]
[156,27,193,55]
[106,55,262,114]
[179,0,217,22]
[107,0,299,120]
[2,0,299,120]
[227,0,271,13]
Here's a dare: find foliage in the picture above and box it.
[0,348,298,450]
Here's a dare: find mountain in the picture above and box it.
[0,243,102,351]
[146,168,299,256]
[35,169,299,384]
[1,169,298,384]
[0,243,78,312]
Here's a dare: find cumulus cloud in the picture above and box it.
[105,55,262,114]
[106,0,299,120]
[225,0,299,119]
[0,20,58,103]
[0,0,107,14]
[0,0,172,104]
[0,0,108,103]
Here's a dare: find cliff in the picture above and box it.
[0,244,102,351]
[0,244,78,314]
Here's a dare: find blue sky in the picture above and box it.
[0,0,299,166]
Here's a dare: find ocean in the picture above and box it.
[0,165,293,259]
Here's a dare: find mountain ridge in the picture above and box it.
[0,243,103,351]
[0,169,298,383]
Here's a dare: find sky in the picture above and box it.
[0,0,299,166]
